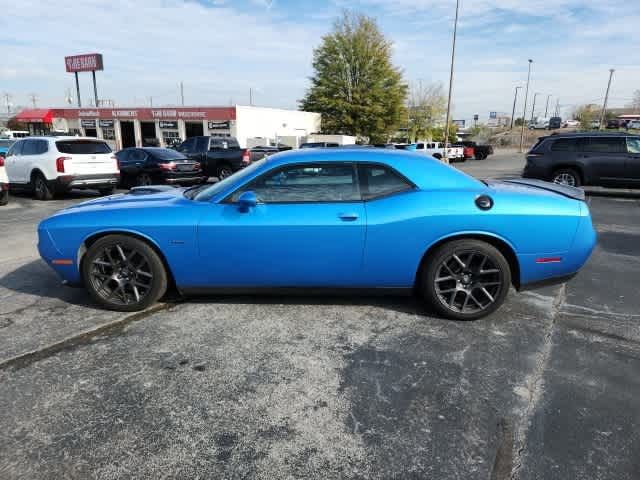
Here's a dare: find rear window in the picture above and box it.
[152,149,187,160]
[56,140,112,154]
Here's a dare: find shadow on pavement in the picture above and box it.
[0,259,93,307]
[585,189,640,199]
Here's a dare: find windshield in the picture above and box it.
[191,159,266,201]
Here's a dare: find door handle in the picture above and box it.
[339,213,359,221]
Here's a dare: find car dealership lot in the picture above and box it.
[1,151,640,479]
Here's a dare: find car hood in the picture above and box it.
[61,186,187,213]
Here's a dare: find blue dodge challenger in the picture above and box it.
[38,148,596,320]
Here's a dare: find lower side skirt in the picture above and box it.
[178,286,414,297]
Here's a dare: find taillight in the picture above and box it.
[242,149,251,164]
[56,156,70,173]
[159,162,176,171]
[0,157,4,167]
[194,162,201,171]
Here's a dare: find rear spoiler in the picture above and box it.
[498,178,585,201]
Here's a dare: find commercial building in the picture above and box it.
[13,105,321,150]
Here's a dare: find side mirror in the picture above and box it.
[237,191,258,212]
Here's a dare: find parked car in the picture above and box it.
[563,119,580,128]
[0,138,15,158]
[414,142,464,161]
[548,117,562,129]
[460,141,493,160]
[0,152,9,206]
[627,120,640,130]
[373,143,396,149]
[175,136,250,179]
[523,132,640,188]
[116,147,207,187]
[37,149,596,321]
[300,142,340,148]
[590,120,601,129]
[606,119,626,130]
[1,130,29,139]
[249,145,284,162]
[4,137,119,200]
[454,143,475,160]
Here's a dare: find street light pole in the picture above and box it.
[519,59,533,153]
[530,93,540,123]
[510,86,521,130]
[544,94,551,117]
[599,69,615,131]
[442,0,460,164]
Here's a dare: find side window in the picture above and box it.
[36,140,49,154]
[231,163,359,203]
[627,138,640,154]
[416,143,424,150]
[358,164,413,200]
[131,150,147,162]
[21,140,38,156]
[209,138,226,150]
[587,137,626,153]
[550,138,577,152]
[7,141,21,157]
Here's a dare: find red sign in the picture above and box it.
[65,53,104,72]
[54,107,236,121]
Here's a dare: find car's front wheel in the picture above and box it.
[552,168,581,187]
[421,239,511,320]
[82,234,168,312]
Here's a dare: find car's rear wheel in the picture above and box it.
[0,190,8,206]
[136,173,153,186]
[421,239,511,320]
[216,164,233,180]
[32,173,53,201]
[552,168,581,187]
[82,235,167,312]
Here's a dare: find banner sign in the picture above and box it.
[65,53,104,72]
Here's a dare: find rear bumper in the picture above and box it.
[53,173,120,190]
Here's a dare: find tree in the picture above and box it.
[514,117,525,127]
[300,11,407,143]
[430,124,458,143]
[575,104,598,130]
[407,81,446,142]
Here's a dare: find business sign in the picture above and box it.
[65,53,104,73]
[473,114,479,121]
[99,120,114,128]
[81,119,96,128]
[452,119,466,128]
[489,111,497,119]
[208,120,230,129]
[159,121,178,129]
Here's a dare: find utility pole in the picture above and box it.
[249,88,253,106]
[544,94,551,117]
[180,81,184,106]
[443,0,460,164]
[3,93,12,116]
[29,93,38,108]
[519,59,533,153]
[149,96,153,107]
[599,69,615,130]
[555,99,560,117]
[510,86,521,129]
[530,93,540,122]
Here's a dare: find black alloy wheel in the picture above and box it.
[137,173,153,186]
[82,235,167,312]
[33,173,53,201]
[217,164,233,180]
[422,240,511,320]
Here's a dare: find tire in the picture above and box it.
[216,164,233,179]
[551,168,581,187]
[32,173,53,201]
[0,190,8,206]
[81,234,168,312]
[98,187,116,196]
[420,239,511,321]
[432,153,442,160]
[136,172,153,186]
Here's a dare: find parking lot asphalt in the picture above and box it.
[1,151,640,479]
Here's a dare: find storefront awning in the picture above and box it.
[14,109,54,123]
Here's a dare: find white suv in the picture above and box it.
[4,137,119,200]
[0,154,8,206]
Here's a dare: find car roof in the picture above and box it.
[20,136,108,141]
[260,147,482,190]
[546,132,639,138]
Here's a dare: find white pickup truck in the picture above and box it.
[414,142,465,162]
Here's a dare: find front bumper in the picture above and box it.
[54,173,120,190]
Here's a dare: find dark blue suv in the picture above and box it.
[523,132,640,188]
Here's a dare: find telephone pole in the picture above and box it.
[530,93,540,122]
[3,93,11,116]
[510,86,521,129]
[544,94,551,117]
[599,69,615,130]
[555,99,560,117]
[442,0,460,164]
[180,81,184,106]
[249,88,253,106]
[29,93,38,108]
[519,59,533,153]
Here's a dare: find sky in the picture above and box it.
[1,0,639,124]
